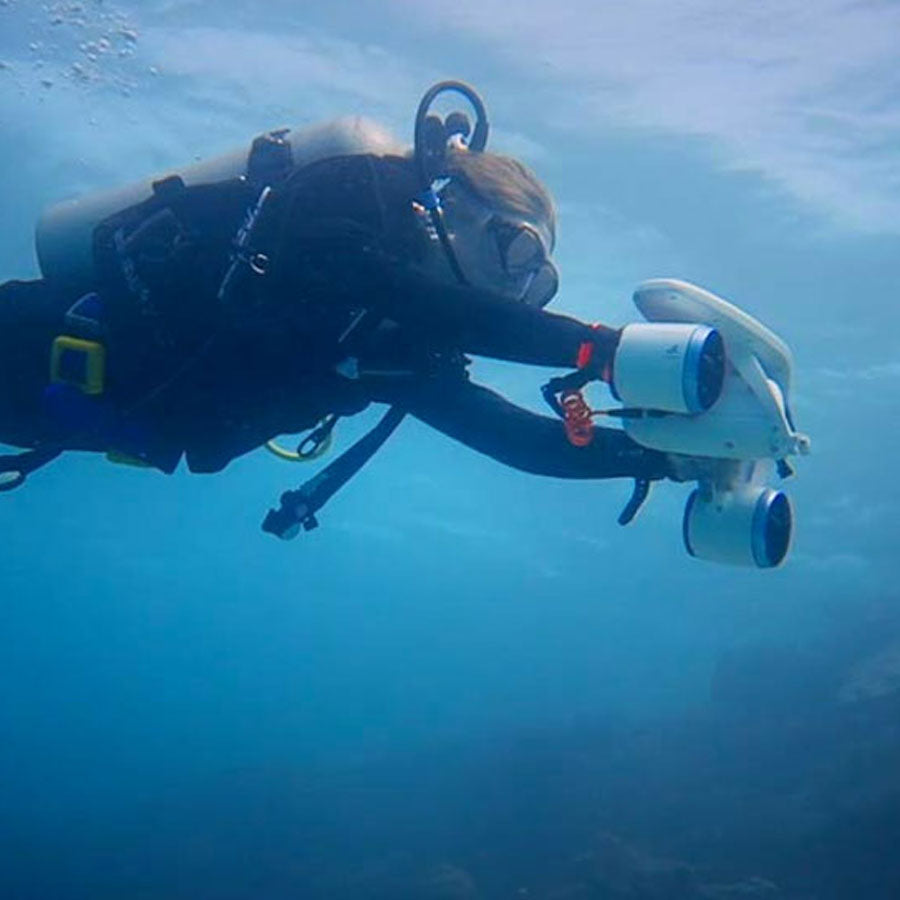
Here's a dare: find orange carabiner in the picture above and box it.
[561,390,595,447]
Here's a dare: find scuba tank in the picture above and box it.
[35,117,405,290]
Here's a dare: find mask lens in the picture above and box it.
[520,260,560,308]
[493,221,546,274]
[503,227,544,272]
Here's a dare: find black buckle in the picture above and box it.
[50,336,106,395]
[262,489,320,540]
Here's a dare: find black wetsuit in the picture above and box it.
[0,152,668,483]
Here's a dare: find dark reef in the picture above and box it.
[4,624,900,899]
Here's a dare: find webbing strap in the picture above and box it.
[262,406,407,539]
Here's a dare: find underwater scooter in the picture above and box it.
[607,279,810,568]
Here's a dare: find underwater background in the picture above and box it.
[1,2,899,897]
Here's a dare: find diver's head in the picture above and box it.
[425,149,560,307]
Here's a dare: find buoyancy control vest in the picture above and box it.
[0,120,405,479]
[55,119,408,397]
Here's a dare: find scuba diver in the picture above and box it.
[0,81,716,538]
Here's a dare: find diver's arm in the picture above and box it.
[259,154,617,373]
[381,271,618,373]
[374,372,668,481]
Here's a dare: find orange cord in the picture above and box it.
[561,390,595,447]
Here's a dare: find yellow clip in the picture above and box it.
[265,419,335,463]
[50,336,106,395]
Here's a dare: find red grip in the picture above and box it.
[576,324,616,383]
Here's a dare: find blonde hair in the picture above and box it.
[444,149,557,249]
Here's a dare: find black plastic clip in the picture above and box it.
[297,415,338,460]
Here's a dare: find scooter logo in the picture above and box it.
[666,344,680,356]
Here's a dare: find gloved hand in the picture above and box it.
[576,324,621,384]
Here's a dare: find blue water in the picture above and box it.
[2,2,899,897]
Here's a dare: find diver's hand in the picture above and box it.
[576,324,621,384]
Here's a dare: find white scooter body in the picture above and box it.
[624,279,810,461]
[617,279,810,568]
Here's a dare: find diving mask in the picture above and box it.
[488,217,559,308]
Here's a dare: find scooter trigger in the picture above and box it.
[618,478,652,526]
[777,458,794,479]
